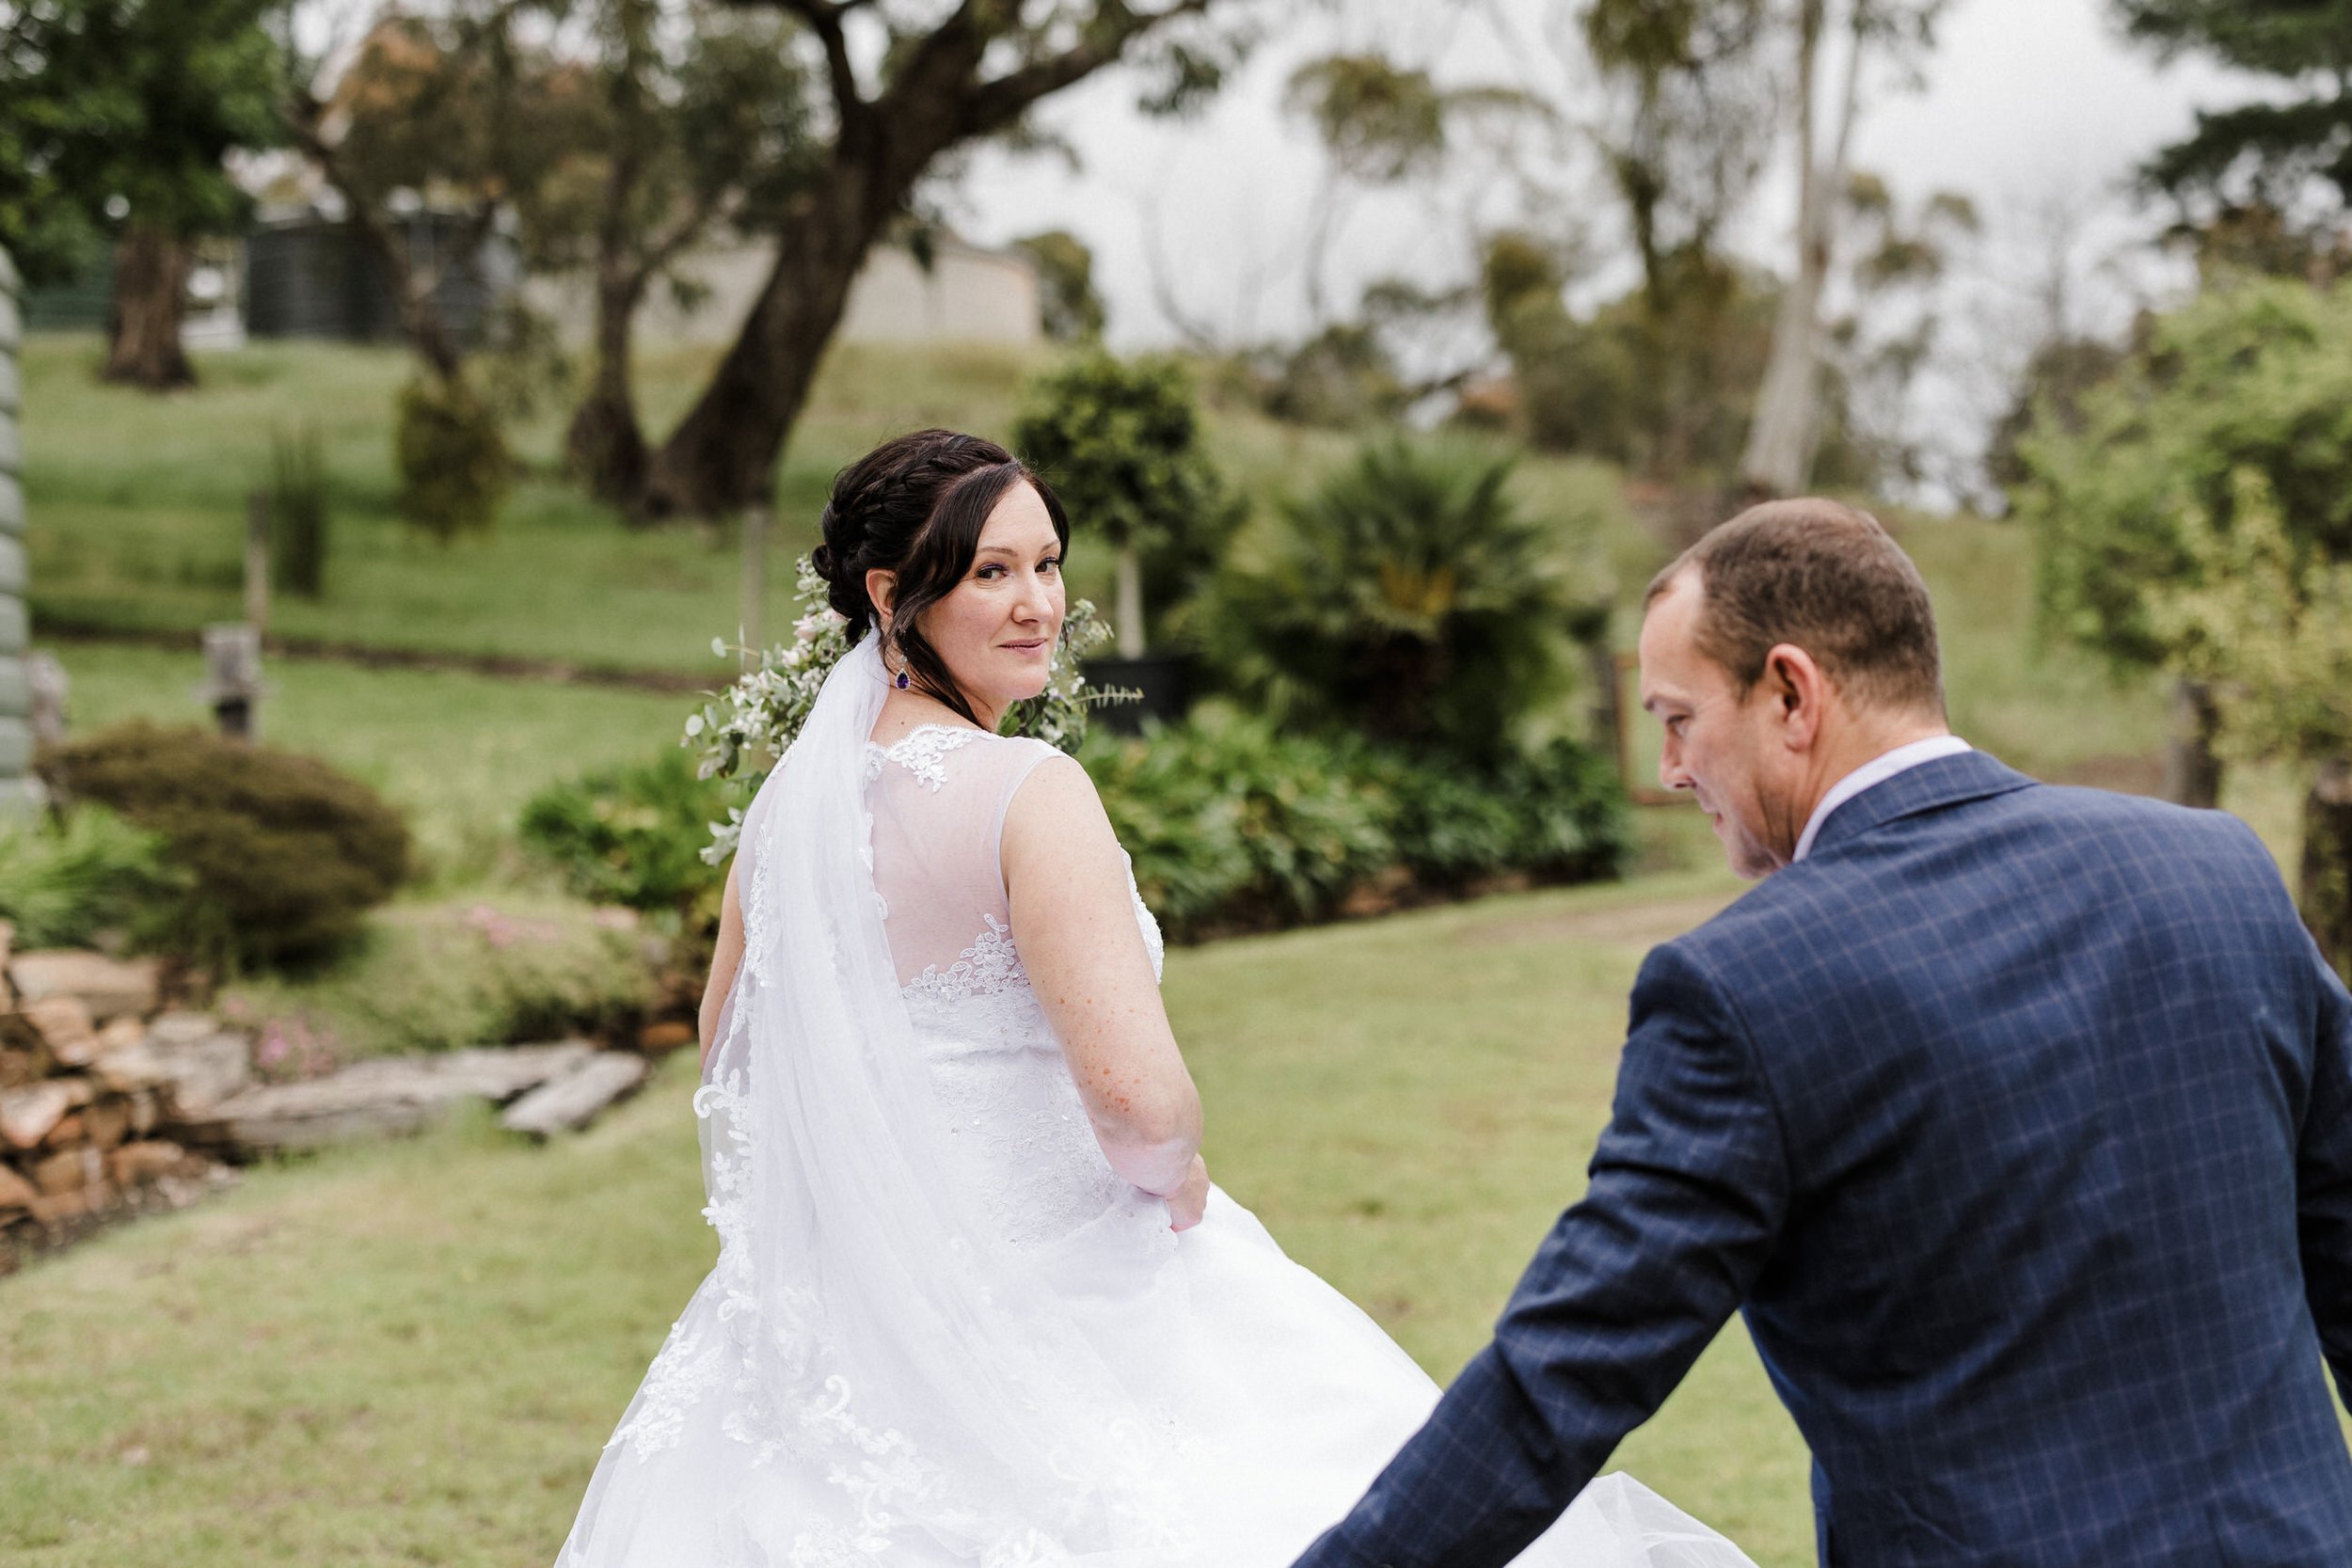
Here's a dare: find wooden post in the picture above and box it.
[199,624,263,740]
[739,503,768,671]
[245,490,270,637]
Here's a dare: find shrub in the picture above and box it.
[1201,438,1599,763]
[1081,708,1629,940]
[1083,710,1394,934]
[36,721,412,969]
[0,804,187,950]
[393,374,509,542]
[270,423,330,598]
[519,747,729,918]
[1012,351,1239,653]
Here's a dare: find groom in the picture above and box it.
[1294,500,2352,1567]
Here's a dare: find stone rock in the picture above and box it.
[147,1012,218,1047]
[0,1082,72,1149]
[126,1089,157,1136]
[26,1183,107,1226]
[41,1111,83,1147]
[172,1042,594,1156]
[500,1052,649,1139]
[96,1015,145,1054]
[108,1140,195,1186]
[20,995,98,1067]
[95,1027,248,1116]
[0,1047,37,1089]
[637,1020,696,1054]
[0,1162,36,1215]
[6,951,161,1022]
[30,1144,101,1196]
[80,1098,130,1150]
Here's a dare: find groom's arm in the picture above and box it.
[1292,942,1789,1568]
[2304,942,2352,1413]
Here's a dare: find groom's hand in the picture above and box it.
[1166,1155,1210,1231]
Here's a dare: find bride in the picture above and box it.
[555,430,1755,1568]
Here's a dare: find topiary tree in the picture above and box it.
[36,721,411,970]
[1012,351,1234,657]
[2018,277,2352,973]
[1201,438,1596,764]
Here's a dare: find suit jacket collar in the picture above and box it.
[1804,749,2038,861]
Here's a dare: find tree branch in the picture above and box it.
[955,0,1225,138]
[766,0,872,133]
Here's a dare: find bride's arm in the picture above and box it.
[1003,754,1204,1209]
[698,859,746,1075]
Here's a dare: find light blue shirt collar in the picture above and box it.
[1792,735,1974,863]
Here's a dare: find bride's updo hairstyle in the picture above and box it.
[809,428,1072,729]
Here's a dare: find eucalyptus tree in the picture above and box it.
[1738,0,1949,500]
[631,0,1263,519]
[0,0,281,388]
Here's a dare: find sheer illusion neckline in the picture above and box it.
[863,722,1002,792]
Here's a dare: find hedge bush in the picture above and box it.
[518,746,728,918]
[1083,708,1629,940]
[36,721,412,969]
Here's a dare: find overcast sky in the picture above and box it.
[951,0,2265,356]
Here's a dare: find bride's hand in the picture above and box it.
[1165,1155,1210,1233]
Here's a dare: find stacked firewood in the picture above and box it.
[0,922,242,1269]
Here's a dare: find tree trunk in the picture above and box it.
[2161,678,2226,809]
[1114,541,1146,657]
[1739,0,1861,500]
[2301,757,2352,984]
[638,184,885,519]
[565,270,649,508]
[101,224,195,390]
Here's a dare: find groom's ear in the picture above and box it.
[1763,643,1828,749]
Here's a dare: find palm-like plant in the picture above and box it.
[1205,440,1590,761]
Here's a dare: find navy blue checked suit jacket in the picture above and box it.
[1295,751,2352,1568]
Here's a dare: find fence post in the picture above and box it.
[199,624,264,740]
[0,244,34,817]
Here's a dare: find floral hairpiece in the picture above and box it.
[685,555,1130,863]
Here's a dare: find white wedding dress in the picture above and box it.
[557,652,1755,1568]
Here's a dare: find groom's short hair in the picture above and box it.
[1646,499,1946,716]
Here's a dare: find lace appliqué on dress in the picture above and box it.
[863,723,989,791]
[905,913,1025,1005]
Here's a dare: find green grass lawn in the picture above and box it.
[20,334,1597,674]
[49,641,694,888]
[0,874,1820,1567]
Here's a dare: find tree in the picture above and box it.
[2151,472,2352,978]
[1011,352,1233,657]
[0,0,281,389]
[1280,51,1540,327]
[542,0,820,503]
[2114,1,2352,224]
[1013,229,1106,342]
[2016,277,2352,949]
[633,0,1259,520]
[288,9,594,394]
[1739,0,1947,499]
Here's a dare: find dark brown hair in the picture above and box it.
[1645,498,1946,715]
[809,429,1071,729]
